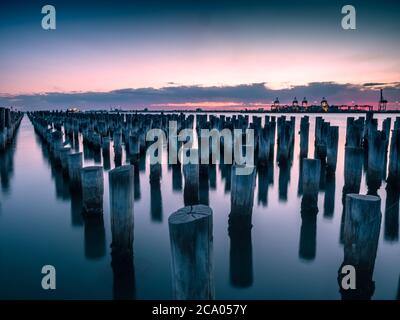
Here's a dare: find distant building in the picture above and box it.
[67,107,80,113]
[273,97,280,110]
[321,97,329,112]
[302,97,308,108]
[292,97,298,108]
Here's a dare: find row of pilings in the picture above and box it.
[27,110,399,300]
[0,108,24,193]
[28,112,134,298]
[26,110,259,298]
[0,107,24,151]
[297,112,400,300]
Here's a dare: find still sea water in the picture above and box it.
[0,113,399,300]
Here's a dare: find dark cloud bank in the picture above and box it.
[1,82,399,111]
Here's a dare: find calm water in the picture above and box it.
[0,113,399,300]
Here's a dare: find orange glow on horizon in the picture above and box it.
[149,101,268,110]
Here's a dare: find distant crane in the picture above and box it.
[378,89,387,112]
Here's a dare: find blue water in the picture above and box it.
[0,113,399,300]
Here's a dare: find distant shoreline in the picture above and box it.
[80,109,400,114]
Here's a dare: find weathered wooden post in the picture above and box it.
[113,129,122,166]
[302,158,321,197]
[172,164,182,191]
[257,165,270,206]
[344,147,363,193]
[299,116,309,158]
[230,165,256,215]
[277,121,291,162]
[297,158,304,196]
[324,174,336,218]
[346,117,354,144]
[128,135,140,162]
[278,160,290,201]
[367,129,386,194]
[59,147,71,174]
[316,121,329,161]
[81,166,104,215]
[384,186,399,242]
[109,165,134,251]
[326,126,339,174]
[338,194,381,300]
[363,111,374,146]
[208,164,216,190]
[83,142,93,162]
[93,145,102,164]
[395,117,400,130]
[138,129,146,155]
[258,125,270,165]
[381,118,392,178]
[199,165,209,206]
[92,132,102,150]
[134,165,141,200]
[4,108,11,130]
[340,146,364,243]
[0,140,13,189]
[113,129,122,148]
[0,108,5,150]
[73,129,80,152]
[183,162,200,206]
[101,136,111,170]
[346,117,364,148]
[266,117,275,158]
[109,164,135,299]
[314,116,323,145]
[150,162,163,222]
[368,129,386,174]
[150,159,162,182]
[382,118,391,148]
[102,136,110,152]
[299,158,321,260]
[97,121,107,137]
[51,131,63,163]
[0,108,4,132]
[387,129,400,188]
[228,165,255,287]
[168,205,214,300]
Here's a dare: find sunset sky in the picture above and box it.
[0,0,399,109]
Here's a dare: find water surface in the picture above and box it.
[0,113,399,300]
